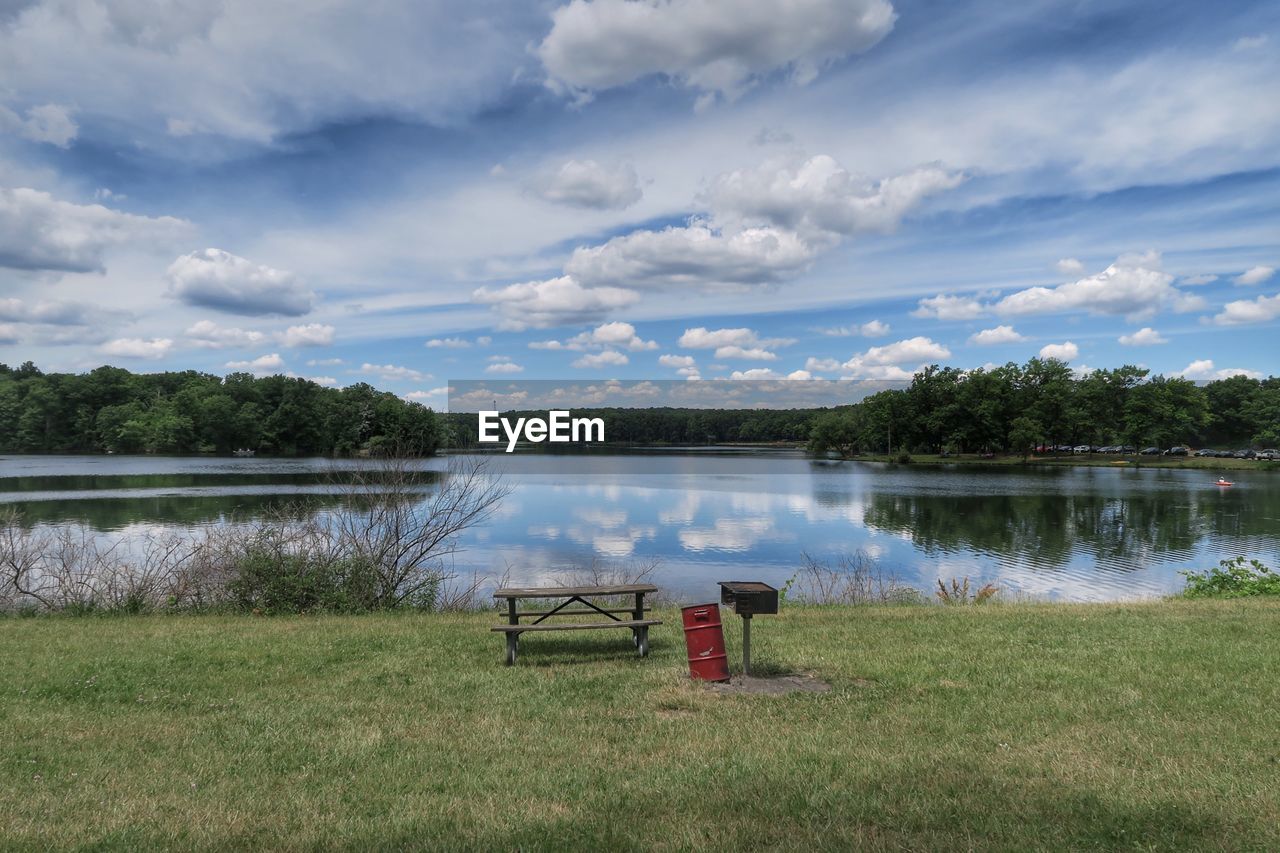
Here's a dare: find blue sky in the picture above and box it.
[1,0,1277,406]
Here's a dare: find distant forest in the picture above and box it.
[447,360,1279,454]
[0,362,438,456]
[2,359,1277,457]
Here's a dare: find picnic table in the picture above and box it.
[492,584,662,665]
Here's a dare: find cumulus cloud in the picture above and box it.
[817,319,889,337]
[279,323,335,347]
[530,159,642,210]
[728,367,811,380]
[1213,292,1280,325]
[995,251,1204,321]
[0,187,188,273]
[538,0,896,104]
[659,354,696,369]
[362,362,428,382]
[1179,359,1262,380]
[707,157,963,241]
[1055,258,1084,275]
[1117,327,1167,346]
[839,336,950,378]
[185,320,267,349]
[425,337,472,348]
[485,359,524,374]
[226,353,286,373]
[1038,341,1079,362]
[0,102,77,146]
[968,325,1026,345]
[531,321,657,352]
[473,275,640,329]
[167,249,315,316]
[1235,265,1274,286]
[566,221,817,291]
[677,326,793,350]
[714,346,776,361]
[101,337,174,359]
[572,349,628,368]
[912,294,985,320]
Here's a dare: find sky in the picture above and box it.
[1,0,1278,408]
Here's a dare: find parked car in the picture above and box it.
[1233,449,1256,459]
[1195,448,1218,457]
[1073,444,1091,453]
[1140,447,1162,455]
[1259,449,1279,460]
[1119,445,1136,454]
[1163,446,1189,456]
[1215,449,1235,458]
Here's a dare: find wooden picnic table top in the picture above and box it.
[493,583,657,599]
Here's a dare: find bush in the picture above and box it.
[895,451,913,464]
[1180,557,1280,598]
[226,548,385,614]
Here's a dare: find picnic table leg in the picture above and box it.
[632,592,644,647]
[637,626,649,657]
[505,632,518,666]
[506,597,519,665]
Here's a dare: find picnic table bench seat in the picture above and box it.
[492,584,662,665]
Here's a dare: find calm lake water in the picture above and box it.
[2,451,1278,602]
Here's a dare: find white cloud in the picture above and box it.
[1213,292,1280,326]
[472,275,640,330]
[1038,341,1079,362]
[538,0,896,103]
[968,325,1026,345]
[659,354,696,369]
[226,353,286,372]
[308,376,338,386]
[817,319,889,337]
[1179,359,1262,381]
[307,358,344,367]
[530,159,642,210]
[677,326,793,350]
[0,103,77,146]
[1055,258,1084,275]
[995,251,1204,321]
[706,156,964,241]
[1180,273,1218,286]
[531,321,657,352]
[840,336,951,378]
[714,346,777,361]
[0,187,188,273]
[185,320,267,349]
[404,387,449,401]
[485,360,524,374]
[566,221,817,291]
[912,294,985,320]
[571,349,628,368]
[279,323,335,347]
[1235,265,1274,286]
[804,357,842,373]
[101,337,173,359]
[0,297,103,326]
[167,249,314,317]
[362,362,428,382]
[1117,327,1167,346]
[424,337,472,348]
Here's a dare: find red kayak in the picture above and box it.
[1215,478,1234,487]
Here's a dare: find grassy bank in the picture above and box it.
[3,601,1278,850]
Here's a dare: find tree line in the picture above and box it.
[807,360,1279,457]
[0,362,439,456]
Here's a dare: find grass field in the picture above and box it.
[3,601,1279,850]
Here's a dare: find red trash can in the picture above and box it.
[681,603,730,682]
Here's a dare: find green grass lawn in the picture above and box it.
[3,601,1278,850]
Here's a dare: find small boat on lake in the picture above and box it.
[1215,478,1234,487]
[233,448,256,457]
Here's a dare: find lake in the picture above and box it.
[2,451,1277,602]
